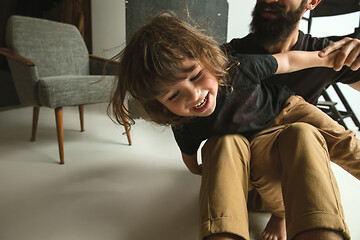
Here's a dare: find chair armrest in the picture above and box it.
[0,48,36,66]
[0,48,39,106]
[89,54,119,75]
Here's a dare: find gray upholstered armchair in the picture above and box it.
[0,15,131,164]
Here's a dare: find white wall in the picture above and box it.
[91,0,126,59]
[227,0,255,41]
[301,11,359,37]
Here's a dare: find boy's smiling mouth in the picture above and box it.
[192,93,209,112]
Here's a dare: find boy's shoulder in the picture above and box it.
[227,54,278,85]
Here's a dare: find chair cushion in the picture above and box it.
[37,75,114,108]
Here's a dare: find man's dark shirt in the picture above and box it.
[222,31,360,104]
[172,54,292,156]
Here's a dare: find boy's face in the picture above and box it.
[156,58,218,117]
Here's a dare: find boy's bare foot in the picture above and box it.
[262,214,286,240]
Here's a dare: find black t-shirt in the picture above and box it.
[172,54,292,156]
[222,31,360,104]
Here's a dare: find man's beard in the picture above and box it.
[250,0,307,46]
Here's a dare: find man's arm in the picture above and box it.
[181,152,202,175]
[319,37,360,71]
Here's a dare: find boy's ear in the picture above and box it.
[306,0,322,11]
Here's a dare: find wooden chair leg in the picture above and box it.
[124,123,132,146]
[55,107,64,164]
[31,106,40,141]
[78,105,85,132]
[122,105,132,145]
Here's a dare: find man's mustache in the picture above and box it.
[256,2,287,17]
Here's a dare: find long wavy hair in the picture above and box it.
[108,11,229,127]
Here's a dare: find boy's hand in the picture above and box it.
[323,50,339,70]
[187,163,202,175]
[182,152,202,176]
[319,37,360,71]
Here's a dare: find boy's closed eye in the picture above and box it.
[168,91,179,101]
[167,70,203,101]
[190,70,203,81]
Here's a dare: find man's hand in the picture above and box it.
[319,37,360,71]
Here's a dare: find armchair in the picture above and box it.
[0,15,131,164]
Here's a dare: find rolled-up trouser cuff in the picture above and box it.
[287,211,350,240]
[200,217,249,240]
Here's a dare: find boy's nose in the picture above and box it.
[185,85,201,102]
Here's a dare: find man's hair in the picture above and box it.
[108,11,228,127]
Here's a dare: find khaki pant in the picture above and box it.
[200,96,357,240]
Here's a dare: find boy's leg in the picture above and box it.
[275,95,360,180]
[200,134,251,240]
[251,122,350,240]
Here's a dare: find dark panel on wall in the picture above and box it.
[126,0,229,45]
[0,0,20,107]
